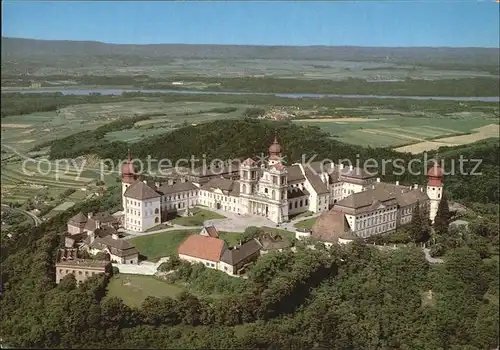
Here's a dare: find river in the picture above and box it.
[2,88,499,102]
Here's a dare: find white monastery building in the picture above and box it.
[120,134,444,241]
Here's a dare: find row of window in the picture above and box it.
[201,191,237,203]
[357,222,396,237]
[126,208,160,216]
[355,213,396,229]
[162,191,198,201]
[289,198,309,209]
[59,269,98,276]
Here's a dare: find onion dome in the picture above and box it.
[269,132,282,156]
[121,150,136,184]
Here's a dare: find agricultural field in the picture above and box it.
[293,109,498,149]
[11,58,498,81]
[395,124,500,154]
[0,160,114,207]
[0,100,249,152]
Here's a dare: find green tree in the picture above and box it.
[434,194,450,235]
[409,201,423,242]
[242,226,262,242]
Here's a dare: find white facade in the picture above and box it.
[427,184,443,223]
[178,253,219,270]
[123,195,161,232]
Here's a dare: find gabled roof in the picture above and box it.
[69,212,87,225]
[242,158,256,166]
[200,177,240,196]
[91,212,118,224]
[334,182,429,214]
[158,181,198,195]
[89,236,139,257]
[203,225,219,238]
[84,218,98,232]
[177,235,226,262]
[339,166,377,180]
[220,239,262,266]
[288,187,310,199]
[286,164,306,182]
[124,180,161,200]
[304,168,330,195]
[312,210,355,242]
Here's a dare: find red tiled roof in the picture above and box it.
[177,235,225,262]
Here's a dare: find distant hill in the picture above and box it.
[2,37,499,69]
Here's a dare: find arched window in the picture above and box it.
[271,190,276,200]
[155,217,159,223]
[242,184,247,193]
[154,208,159,214]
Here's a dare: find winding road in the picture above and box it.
[1,204,41,227]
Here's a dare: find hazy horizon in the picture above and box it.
[3,35,499,49]
[2,1,499,48]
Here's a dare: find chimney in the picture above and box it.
[340,163,344,170]
[349,165,353,171]
[95,220,100,229]
[413,184,418,190]
[111,233,119,240]
[396,181,399,186]
[330,162,335,170]
[376,177,380,183]
[143,180,147,184]
[87,212,93,219]
[155,181,160,189]
[371,184,375,190]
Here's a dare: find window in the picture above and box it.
[130,260,133,264]
[265,188,268,193]
[294,202,298,208]
[78,271,82,275]
[289,203,292,209]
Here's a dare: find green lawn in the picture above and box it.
[295,217,317,230]
[220,226,294,246]
[129,229,194,261]
[106,274,184,307]
[219,231,245,246]
[170,208,225,226]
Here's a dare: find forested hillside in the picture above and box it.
[44,118,500,204]
[3,37,499,70]
[0,186,498,348]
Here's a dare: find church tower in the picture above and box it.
[426,157,444,223]
[121,149,136,197]
[239,157,259,196]
[268,131,283,166]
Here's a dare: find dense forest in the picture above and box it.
[0,185,498,348]
[43,118,500,205]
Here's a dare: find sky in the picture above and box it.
[2,1,499,48]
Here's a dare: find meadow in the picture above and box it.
[293,109,498,149]
[106,274,184,308]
